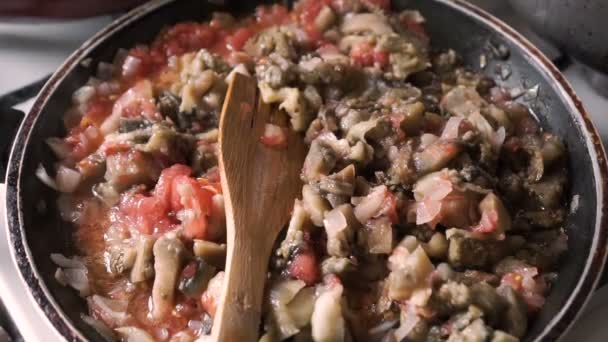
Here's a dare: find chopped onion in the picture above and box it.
[415,200,442,225]
[353,185,387,223]
[323,208,348,236]
[97,62,115,80]
[441,116,464,140]
[122,55,142,78]
[393,306,420,341]
[36,164,58,190]
[341,13,394,35]
[55,165,82,193]
[46,138,71,159]
[72,85,96,105]
[413,171,453,202]
[51,253,85,268]
[419,133,438,149]
[91,295,129,324]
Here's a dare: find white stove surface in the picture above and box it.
[1,7,608,342]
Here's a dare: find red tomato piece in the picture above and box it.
[350,41,375,67]
[288,250,320,286]
[173,175,214,240]
[153,164,193,207]
[226,27,255,52]
[120,193,173,235]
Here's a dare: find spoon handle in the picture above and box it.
[211,224,272,342]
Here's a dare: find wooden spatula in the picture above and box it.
[211,73,307,341]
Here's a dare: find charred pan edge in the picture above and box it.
[4,0,608,340]
[442,0,608,341]
[4,0,175,340]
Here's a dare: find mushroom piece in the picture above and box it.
[104,244,136,276]
[130,236,155,283]
[151,236,186,319]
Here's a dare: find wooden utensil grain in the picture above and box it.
[211,73,307,342]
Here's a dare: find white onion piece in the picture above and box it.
[413,171,453,202]
[63,268,91,296]
[419,133,439,150]
[341,13,394,35]
[323,208,348,236]
[51,253,85,268]
[36,164,58,190]
[91,295,129,324]
[55,165,82,193]
[122,55,142,78]
[46,138,71,159]
[393,306,420,341]
[115,327,155,342]
[441,116,464,140]
[353,185,387,223]
[97,62,115,80]
[415,200,442,225]
[72,85,96,105]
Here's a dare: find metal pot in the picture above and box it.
[1,0,607,340]
[508,0,608,74]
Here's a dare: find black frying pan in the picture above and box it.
[2,0,608,341]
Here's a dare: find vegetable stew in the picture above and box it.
[43,1,569,341]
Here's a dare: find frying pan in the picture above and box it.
[2,0,608,341]
[508,0,608,75]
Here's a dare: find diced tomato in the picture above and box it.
[152,22,218,59]
[120,193,174,235]
[65,124,103,161]
[100,142,131,156]
[288,249,320,286]
[350,41,375,67]
[260,123,288,148]
[501,268,547,312]
[226,27,255,52]
[173,175,215,240]
[84,97,113,125]
[154,164,193,206]
[350,41,389,69]
[362,0,391,10]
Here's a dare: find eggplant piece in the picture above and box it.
[193,240,226,269]
[151,236,186,319]
[130,236,155,283]
[104,244,136,276]
[497,287,528,338]
[302,185,331,227]
[178,257,216,298]
[470,283,507,325]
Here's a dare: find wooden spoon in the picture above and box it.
[211,73,307,341]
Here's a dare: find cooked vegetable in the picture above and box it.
[50,2,568,340]
[151,236,186,319]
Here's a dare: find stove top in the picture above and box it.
[1,2,607,341]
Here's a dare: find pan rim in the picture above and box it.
[4,0,608,341]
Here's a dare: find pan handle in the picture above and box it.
[0,107,24,184]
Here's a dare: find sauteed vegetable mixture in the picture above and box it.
[43,1,569,341]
